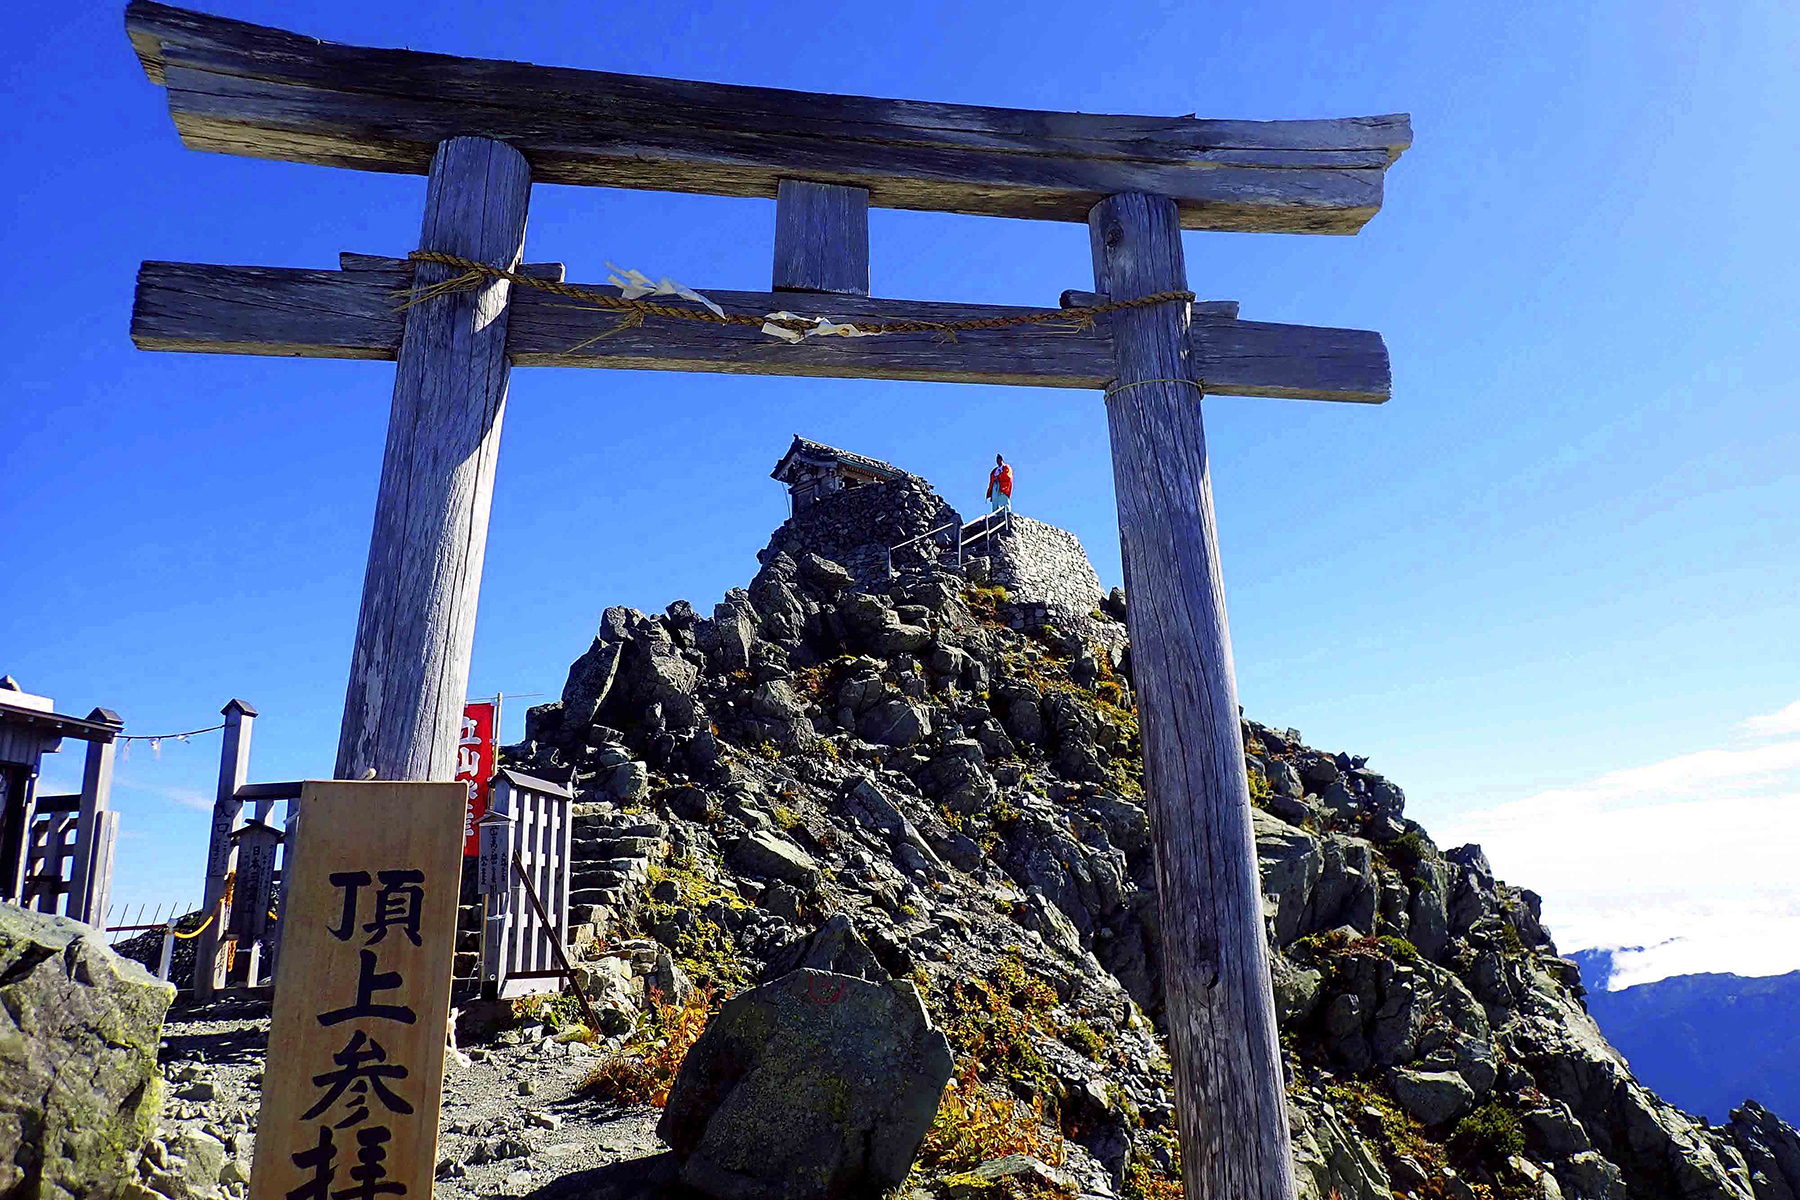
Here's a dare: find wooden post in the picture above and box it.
[334,136,531,782]
[229,819,281,984]
[475,805,514,999]
[772,180,870,296]
[66,717,117,924]
[196,697,254,1001]
[1089,191,1295,1200]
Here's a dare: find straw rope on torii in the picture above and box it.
[122,4,1412,1197]
[400,247,1199,343]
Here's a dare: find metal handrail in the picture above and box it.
[960,507,1013,550]
[886,519,963,574]
[885,508,1014,574]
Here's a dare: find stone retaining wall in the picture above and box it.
[985,514,1105,620]
[760,478,962,589]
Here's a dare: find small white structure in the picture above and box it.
[477,768,574,998]
[0,676,121,925]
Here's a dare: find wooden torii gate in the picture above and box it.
[123,5,1409,1195]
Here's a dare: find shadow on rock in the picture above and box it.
[521,1149,684,1200]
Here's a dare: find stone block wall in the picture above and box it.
[760,477,962,589]
[984,515,1106,620]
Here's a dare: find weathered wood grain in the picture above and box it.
[338,251,564,281]
[1090,192,1294,1200]
[66,734,116,926]
[131,261,1390,402]
[248,780,464,1200]
[773,180,870,295]
[123,2,1408,234]
[333,137,530,783]
[194,697,253,1003]
[133,263,405,360]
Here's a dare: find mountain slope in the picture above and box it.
[488,501,1800,1200]
[1573,957,1800,1124]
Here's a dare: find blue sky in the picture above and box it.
[3,0,1796,983]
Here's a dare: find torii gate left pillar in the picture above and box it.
[333,137,529,782]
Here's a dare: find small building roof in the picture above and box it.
[0,701,123,746]
[770,436,918,485]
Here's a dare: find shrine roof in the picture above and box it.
[770,437,920,485]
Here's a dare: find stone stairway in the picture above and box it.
[567,810,668,952]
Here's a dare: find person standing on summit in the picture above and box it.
[987,454,1014,513]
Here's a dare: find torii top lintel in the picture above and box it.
[125,2,1410,235]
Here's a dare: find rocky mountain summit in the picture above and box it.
[473,491,1800,1200]
[63,470,1800,1200]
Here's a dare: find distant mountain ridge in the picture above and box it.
[1575,950,1800,1123]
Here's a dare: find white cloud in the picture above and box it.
[1741,699,1800,738]
[114,778,213,812]
[1441,732,1800,988]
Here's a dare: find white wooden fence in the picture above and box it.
[24,793,119,922]
[477,768,573,998]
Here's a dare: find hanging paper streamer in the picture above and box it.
[604,262,725,317]
[759,311,874,343]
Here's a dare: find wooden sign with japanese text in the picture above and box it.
[249,781,465,1200]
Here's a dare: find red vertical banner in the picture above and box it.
[457,699,498,856]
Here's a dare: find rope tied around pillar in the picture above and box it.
[1103,377,1206,402]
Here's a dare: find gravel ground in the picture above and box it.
[155,998,679,1199]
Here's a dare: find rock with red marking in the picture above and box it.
[657,968,952,1200]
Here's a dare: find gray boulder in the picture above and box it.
[602,759,650,802]
[1728,1101,1800,1200]
[994,680,1046,745]
[658,969,954,1199]
[870,621,931,657]
[650,946,696,1009]
[629,648,702,727]
[560,638,623,731]
[842,779,944,871]
[751,680,808,723]
[1269,759,1305,798]
[913,741,994,811]
[764,914,889,983]
[798,554,854,595]
[1291,1095,1393,1200]
[0,905,174,1198]
[139,1128,228,1200]
[729,831,822,891]
[1389,1067,1475,1126]
[699,602,757,673]
[944,1154,1075,1197]
[858,697,930,747]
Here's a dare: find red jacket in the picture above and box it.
[988,463,1013,497]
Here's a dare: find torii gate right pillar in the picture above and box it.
[1092,192,1295,1199]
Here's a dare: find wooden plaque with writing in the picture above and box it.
[249,781,466,1199]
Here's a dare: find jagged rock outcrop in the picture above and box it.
[503,491,1800,1200]
[1729,1102,1800,1200]
[0,905,174,1199]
